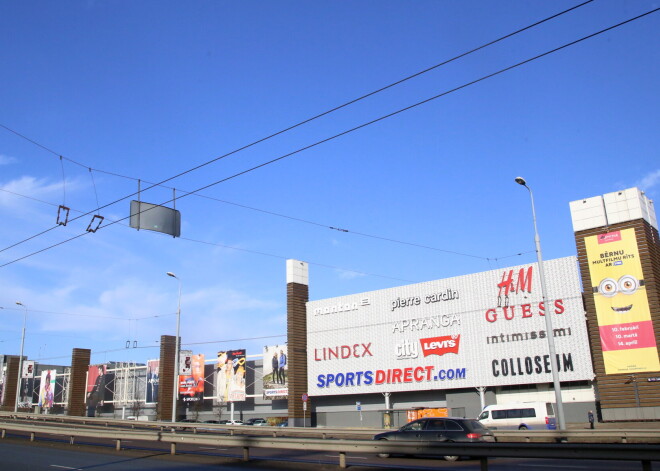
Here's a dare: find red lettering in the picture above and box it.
[391,369,402,383]
[521,303,532,318]
[485,308,497,322]
[341,346,351,359]
[538,301,545,316]
[425,365,434,380]
[362,343,372,357]
[503,306,515,320]
[375,370,386,384]
[314,349,322,361]
[516,267,533,293]
[554,299,564,314]
[414,367,425,382]
[328,347,339,359]
[403,368,413,383]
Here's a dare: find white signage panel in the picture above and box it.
[307,256,594,396]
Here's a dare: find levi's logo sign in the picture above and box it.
[420,335,460,357]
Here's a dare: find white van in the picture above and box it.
[477,402,556,430]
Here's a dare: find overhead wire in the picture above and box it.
[0,1,595,255]
[1,7,657,269]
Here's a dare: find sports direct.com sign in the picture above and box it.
[306,256,594,396]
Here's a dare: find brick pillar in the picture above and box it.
[570,188,660,420]
[157,335,177,421]
[575,219,660,414]
[286,260,310,427]
[0,356,20,411]
[67,348,91,416]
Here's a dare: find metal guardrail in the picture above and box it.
[1,419,659,469]
[2,411,660,444]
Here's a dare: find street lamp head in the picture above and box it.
[166,272,178,279]
[514,176,527,186]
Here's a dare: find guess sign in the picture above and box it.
[420,335,460,357]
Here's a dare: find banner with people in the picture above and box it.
[263,345,288,399]
[585,228,660,374]
[86,365,106,415]
[18,361,35,408]
[179,354,205,402]
[38,370,56,409]
[216,349,246,402]
[145,359,159,403]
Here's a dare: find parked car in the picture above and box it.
[244,418,268,426]
[477,402,556,430]
[278,421,288,427]
[373,417,495,461]
[218,419,244,425]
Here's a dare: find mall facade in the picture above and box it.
[1,187,658,427]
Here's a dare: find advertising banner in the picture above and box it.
[585,228,660,374]
[180,350,193,375]
[38,370,56,408]
[263,345,288,399]
[86,365,106,414]
[22,361,35,379]
[216,349,246,402]
[146,359,159,404]
[179,354,205,402]
[19,361,35,408]
[307,257,594,396]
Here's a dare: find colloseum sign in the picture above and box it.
[306,256,594,396]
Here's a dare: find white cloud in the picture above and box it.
[0,154,17,166]
[335,268,367,280]
[637,169,660,192]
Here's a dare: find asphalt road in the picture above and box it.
[0,434,657,471]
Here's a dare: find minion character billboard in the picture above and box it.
[585,228,660,374]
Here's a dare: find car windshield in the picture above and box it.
[478,411,489,420]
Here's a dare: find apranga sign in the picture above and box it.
[585,228,660,374]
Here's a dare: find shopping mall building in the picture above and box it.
[1,187,658,427]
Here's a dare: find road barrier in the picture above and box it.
[0,417,659,469]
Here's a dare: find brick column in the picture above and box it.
[0,356,20,411]
[157,335,177,421]
[67,348,91,416]
[286,260,310,427]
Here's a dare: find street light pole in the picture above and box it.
[166,272,182,423]
[14,302,27,413]
[514,177,566,430]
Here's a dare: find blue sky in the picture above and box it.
[1,1,658,366]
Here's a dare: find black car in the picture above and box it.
[373,417,495,461]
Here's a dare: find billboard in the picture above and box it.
[584,229,660,374]
[180,350,193,375]
[307,257,593,396]
[146,359,159,404]
[263,345,288,399]
[179,354,205,402]
[38,370,56,408]
[216,350,246,402]
[19,361,35,408]
[86,365,106,414]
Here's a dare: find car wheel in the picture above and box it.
[377,439,390,458]
[443,440,460,461]
[519,425,528,430]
